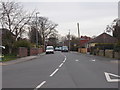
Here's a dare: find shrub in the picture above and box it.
[14,40,32,48]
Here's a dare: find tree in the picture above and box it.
[106,18,120,41]
[28,16,58,49]
[0,1,34,40]
[47,32,59,47]
[28,26,43,45]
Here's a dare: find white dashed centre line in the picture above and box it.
[35,81,46,89]
[50,68,59,77]
[59,63,64,68]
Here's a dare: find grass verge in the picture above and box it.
[1,54,17,62]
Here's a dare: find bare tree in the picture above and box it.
[0,1,34,40]
[28,16,58,49]
[106,18,120,41]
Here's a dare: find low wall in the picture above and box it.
[38,48,43,54]
[105,50,113,58]
[99,50,104,56]
[78,48,87,53]
[114,52,120,59]
[30,48,43,56]
[18,47,28,57]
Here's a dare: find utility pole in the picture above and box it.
[77,23,80,38]
[77,23,81,48]
[68,30,71,51]
[36,12,39,47]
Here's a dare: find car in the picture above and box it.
[46,46,54,54]
[55,47,62,51]
[61,46,69,52]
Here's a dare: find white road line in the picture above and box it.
[50,68,59,77]
[104,72,120,82]
[35,81,46,89]
[91,59,96,61]
[59,63,64,68]
[75,60,79,62]
[63,60,66,63]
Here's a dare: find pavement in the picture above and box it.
[0,53,45,66]
[2,51,120,89]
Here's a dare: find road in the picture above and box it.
[2,51,119,89]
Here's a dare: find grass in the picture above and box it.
[1,54,17,62]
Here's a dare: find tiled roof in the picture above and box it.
[88,33,118,44]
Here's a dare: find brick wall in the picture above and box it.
[18,47,28,57]
[30,48,43,56]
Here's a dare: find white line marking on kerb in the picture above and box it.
[50,68,59,77]
[59,63,64,67]
[35,81,46,89]
[104,72,120,82]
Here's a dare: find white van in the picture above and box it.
[46,46,54,54]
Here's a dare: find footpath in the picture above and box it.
[0,53,45,66]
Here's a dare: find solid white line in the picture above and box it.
[35,81,46,89]
[59,63,64,67]
[50,68,59,77]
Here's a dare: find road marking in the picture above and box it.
[91,59,96,61]
[35,81,46,89]
[50,68,59,77]
[59,63,64,68]
[75,60,79,62]
[104,72,120,82]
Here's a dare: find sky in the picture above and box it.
[20,1,119,37]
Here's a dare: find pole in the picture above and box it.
[77,23,80,38]
[77,23,81,48]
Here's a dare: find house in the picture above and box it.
[86,33,118,54]
[80,36,91,47]
[78,36,91,53]
[87,33,118,47]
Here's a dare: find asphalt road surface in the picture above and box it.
[2,51,119,89]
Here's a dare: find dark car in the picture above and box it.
[61,46,68,52]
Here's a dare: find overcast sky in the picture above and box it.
[20,1,118,37]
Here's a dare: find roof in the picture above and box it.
[88,33,118,44]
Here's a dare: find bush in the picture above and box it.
[14,40,32,48]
